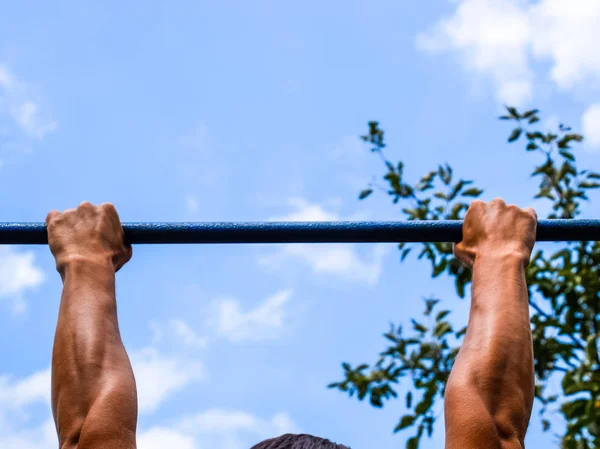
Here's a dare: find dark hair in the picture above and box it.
[250,433,350,449]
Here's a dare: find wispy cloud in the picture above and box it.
[0,247,46,314]
[0,364,298,449]
[0,367,51,412]
[211,289,293,343]
[0,368,56,448]
[169,319,210,349]
[0,64,57,140]
[184,195,200,215]
[130,346,205,414]
[137,426,196,449]
[416,0,600,106]
[582,104,600,151]
[138,409,300,449]
[257,198,391,286]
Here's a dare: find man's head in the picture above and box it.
[250,434,350,449]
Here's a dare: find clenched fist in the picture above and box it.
[46,201,132,275]
[453,198,537,268]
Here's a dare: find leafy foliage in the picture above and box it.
[328,108,600,448]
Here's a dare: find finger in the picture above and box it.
[45,210,61,226]
[464,199,484,218]
[100,202,123,230]
[453,244,473,269]
[77,201,96,217]
[523,207,537,221]
[100,202,120,221]
[490,197,506,207]
[62,208,77,216]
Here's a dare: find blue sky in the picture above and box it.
[0,1,599,448]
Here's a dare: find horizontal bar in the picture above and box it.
[0,220,598,245]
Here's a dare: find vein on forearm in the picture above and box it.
[448,253,534,444]
[52,260,137,443]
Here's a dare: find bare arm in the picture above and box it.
[444,199,536,449]
[48,202,137,449]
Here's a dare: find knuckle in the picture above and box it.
[100,202,117,213]
[491,197,505,205]
[62,208,77,215]
[45,211,60,225]
[78,201,94,209]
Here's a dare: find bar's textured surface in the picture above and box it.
[0,220,598,244]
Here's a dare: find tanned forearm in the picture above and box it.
[445,251,534,449]
[52,257,137,449]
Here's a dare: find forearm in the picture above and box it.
[445,251,534,447]
[51,257,137,447]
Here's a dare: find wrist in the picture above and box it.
[475,244,531,267]
[58,254,115,281]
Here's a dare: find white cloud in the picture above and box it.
[0,367,51,414]
[138,426,197,449]
[138,409,300,449]
[185,195,200,214]
[0,64,57,139]
[176,409,300,449]
[257,198,390,286]
[582,104,600,151]
[0,358,298,449]
[0,368,56,449]
[0,66,15,90]
[130,347,205,414]
[277,198,338,222]
[169,319,210,349]
[0,418,57,449]
[417,0,600,105]
[212,289,292,343]
[0,247,45,314]
[529,0,600,90]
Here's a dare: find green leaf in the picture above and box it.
[436,310,450,321]
[506,106,520,119]
[587,172,600,179]
[456,278,466,298]
[586,334,598,363]
[433,259,447,277]
[406,437,419,449]
[559,150,574,161]
[433,322,452,338]
[579,181,600,189]
[561,399,587,419]
[424,298,440,316]
[528,117,540,124]
[508,128,522,142]
[395,415,416,431]
[527,142,538,151]
[406,392,413,409]
[542,419,550,431]
[359,189,373,200]
[438,165,451,185]
[411,319,427,333]
[401,248,412,261]
[402,208,422,219]
[449,180,471,200]
[522,109,539,119]
[462,188,483,197]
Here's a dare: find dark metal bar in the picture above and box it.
[0,220,598,245]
